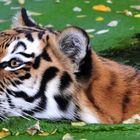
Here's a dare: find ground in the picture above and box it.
[0,0,140,139]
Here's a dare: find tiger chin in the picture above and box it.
[0,8,140,124]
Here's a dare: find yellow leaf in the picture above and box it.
[95,16,104,21]
[28,11,42,16]
[92,4,111,12]
[0,19,7,23]
[134,14,140,18]
[0,128,10,139]
[38,131,49,136]
[71,122,86,127]
[15,132,20,136]
[62,133,73,140]
[77,15,87,18]
[131,5,140,10]
[18,0,25,5]
[88,34,94,38]
[51,129,57,135]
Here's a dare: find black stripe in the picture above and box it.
[12,41,27,54]
[106,72,117,91]
[21,8,38,28]
[125,70,140,82]
[25,33,34,42]
[0,81,5,88]
[74,105,81,121]
[33,56,41,69]
[38,31,45,39]
[7,67,59,113]
[54,94,72,111]
[7,67,59,117]
[18,73,31,80]
[60,72,72,91]
[41,50,52,61]
[0,62,8,68]
[23,110,34,116]
[6,93,15,109]
[18,52,35,58]
[0,87,4,92]
[122,90,131,114]
[14,80,22,85]
[75,49,92,82]
[33,50,51,69]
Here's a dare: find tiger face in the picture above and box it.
[0,8,91,121]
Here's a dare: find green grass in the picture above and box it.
[1,0,140,51]
[1,118,140,140]
[1,0,140,139]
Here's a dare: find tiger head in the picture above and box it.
[0,8,93,120]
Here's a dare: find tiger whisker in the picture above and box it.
[0,115,7,121]
[0,106,30,121]
[23,112,39,121]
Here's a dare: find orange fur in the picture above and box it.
[77,51,140,124]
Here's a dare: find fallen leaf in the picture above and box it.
[62,133,73,140]
[34,0,43,1]
[45,24,54,28]
[84,0,90,4]
[92,5,111,12]
[106,0,112,4]
[0,19,7,23]
[88,34,94,38]
[28,11,42,16]
[117,10,133,16]
[134,14,140,18]
[10,6,20,10]
[18,0,25,5]
[130,5,140,10]
[0,128,10,139]
[3,0,11,5]
[129,26,134,30]
[55,0,60,3]
[95,16,104,21]
[50,128,57,135]
[26,121,40,136]
[71,122,86,127]
[77,15,87,18]
[73,6,82,12]
[15,132,20,136]
[38,131,49,136]
[66,24,71,27]
[123,114,140,124]
[107,20,118,27]
[86,29,96,33]
[96,29,109,35]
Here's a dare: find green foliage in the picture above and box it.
[1,117,140,140]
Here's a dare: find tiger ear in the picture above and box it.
[58,26,90,71]
[12,8,38,28]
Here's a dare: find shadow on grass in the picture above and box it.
[99,33,140,69]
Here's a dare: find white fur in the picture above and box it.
[1,38,42,71]
[80,108,100,123]
[34,77,75,120]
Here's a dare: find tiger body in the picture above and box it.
[0,8,140,124]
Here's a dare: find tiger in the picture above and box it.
[0,8,140,124]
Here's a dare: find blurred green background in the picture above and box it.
[1,0,140,140]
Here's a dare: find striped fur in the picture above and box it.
[0,8,140,124]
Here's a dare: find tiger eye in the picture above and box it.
[10,59,21,68]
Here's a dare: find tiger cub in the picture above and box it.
[0,8,139,124]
